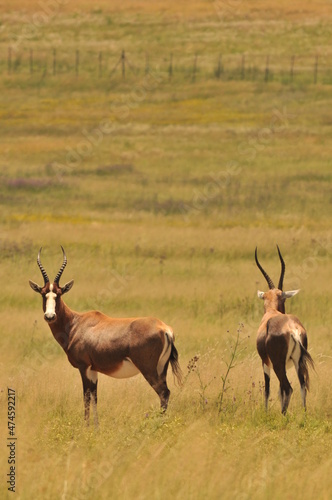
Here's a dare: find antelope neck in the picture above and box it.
[47,298,76,352]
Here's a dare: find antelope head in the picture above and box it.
[255,245,299,313]
[29,246,74,323]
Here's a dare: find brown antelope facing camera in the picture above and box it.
[255,246,314,414]
[29,247,183,425]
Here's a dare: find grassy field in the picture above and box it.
[1,1,332,499]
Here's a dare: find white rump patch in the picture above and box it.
[157,331,172,376]
[86,366,98,383]
[287,328,301,370]
[110,358,140,379]
[165,327,174,340]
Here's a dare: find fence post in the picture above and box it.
[264,55,269,82]
[53,48,56,76]
[241,54,245,80]
[290,55,295,82]
[121,50,125,79]
[314,54,318,84]
[145,52,149,74]
[30,49,33,74]
[8,47,12,74]
[98,51,102,78]
[169,53,173,80]
[192,53,198,82]
[216,54,222,79]
[75,49,79,77]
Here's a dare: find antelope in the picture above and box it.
[29,247,183,425]
[255,246,314,414]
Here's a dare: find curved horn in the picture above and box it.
[255,247,275,290]
[54,246,67,285]
[37,247,49,285]
[277,245,285,291]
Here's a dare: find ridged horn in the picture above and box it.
[37,247,50,285]
[277,245,285,291]
[255,247,275,289]
[54,246,67,285]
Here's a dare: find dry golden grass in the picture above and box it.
[2,0,332,20]
[1,1,332,498]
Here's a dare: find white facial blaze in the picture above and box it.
[45,284,57,318]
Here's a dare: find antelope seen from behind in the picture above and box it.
[29,247,183,425]
[255,246,314,414]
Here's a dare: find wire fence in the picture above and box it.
[3,48,332,85]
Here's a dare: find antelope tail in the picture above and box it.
[298,341,315,391]
[169,340,183,387]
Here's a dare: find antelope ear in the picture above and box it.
[282,289,300,299]
[257,291,265,299]
[29,280,43,294]
[61,280,74,295]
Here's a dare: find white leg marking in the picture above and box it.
[86,366,98,383]
[86,366,99,427]
[283,390,292,413]
[301,386,307,408]
[278,387,282,403]
[263,363,271,376]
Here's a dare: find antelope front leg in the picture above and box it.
[83,385,91,424]
[80,369,92,425]
[90,375,99,428]
[83,367,99,427]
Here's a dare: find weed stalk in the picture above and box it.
[218,323,244,414]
